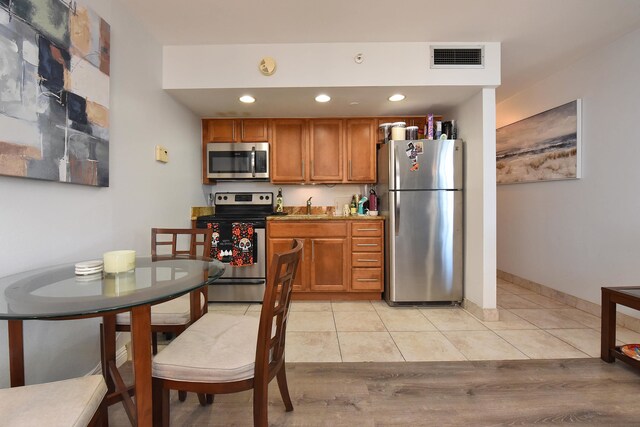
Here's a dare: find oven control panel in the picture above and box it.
[214,192,273,206]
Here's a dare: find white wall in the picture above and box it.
[0,0,203,386]
[496,28,640,308]
[164,42,501,89]
[446,88,497,311]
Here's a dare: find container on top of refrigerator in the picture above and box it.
[391,122,406,140]
[406,126,419,140]
[378,123,393,144]
[426,114,434,140]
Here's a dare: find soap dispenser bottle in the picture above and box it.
[275,188,284,213]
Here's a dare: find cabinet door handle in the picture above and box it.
[356,259,378,262]
[356,278,378,282]
[356,243,378,247]
[302,160,305,179]
[312,240,314,261]
[349,160,352,179]
[356,228,378,232]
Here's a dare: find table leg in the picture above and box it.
[8,320,25,387]
[101,314,117,392]
[131,304,152,427]
[601,290,616,362]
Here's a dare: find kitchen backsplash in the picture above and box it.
[204,182,368,209]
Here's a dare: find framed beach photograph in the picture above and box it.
[496,100,582,184]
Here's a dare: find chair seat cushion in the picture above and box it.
[0,375,106,427]
[116,293,205,326]
[153,312,259,383]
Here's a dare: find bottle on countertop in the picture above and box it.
[275,187,284,213]
[368,187,378,211]
[350,194,357,216]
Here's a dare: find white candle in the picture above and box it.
[103,250,136,273]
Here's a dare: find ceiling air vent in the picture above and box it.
[430,46,484,68]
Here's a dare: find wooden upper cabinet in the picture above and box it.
[309,119,343,182]
[204,119,237,142]
[271,119,307,183]
[240,119,269,142]
[203,119,269,143]
[346,119,376,182]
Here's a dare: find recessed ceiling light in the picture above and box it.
[388,94,406,102]
[315,94,331,103]
[239,95,255,103]
[350,101,360,106]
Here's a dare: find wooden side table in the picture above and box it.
[601,286,640,368]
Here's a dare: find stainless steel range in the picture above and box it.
[196,192,272,302]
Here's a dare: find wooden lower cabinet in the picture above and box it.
[309,238,348,292]
[350,221,384,293]
[267,219,384,300]
[267,237,307,292]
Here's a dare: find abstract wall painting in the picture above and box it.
[0,0,110,187]
[496,100,582,185]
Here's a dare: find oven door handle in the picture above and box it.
[250,146,256,178]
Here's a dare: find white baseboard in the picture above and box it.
[497,269,640,333]
[463,298,499,321]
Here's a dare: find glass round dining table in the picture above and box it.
[0,256,225,427]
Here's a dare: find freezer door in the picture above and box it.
[386,190,463,303]
[389,139,463,190]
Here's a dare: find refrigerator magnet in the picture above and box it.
[415,141,423,154]
[405,142,418,159]
[410,162,420,171]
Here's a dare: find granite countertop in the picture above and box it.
[191,205,383,221]
[268,214,384,221]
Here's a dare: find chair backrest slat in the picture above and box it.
[255,239,303,379]
[151,228,213,258]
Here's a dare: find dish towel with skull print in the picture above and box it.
[231,222,254,266]
[206,223,223,260]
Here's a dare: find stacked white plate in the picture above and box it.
[75,260,104,276]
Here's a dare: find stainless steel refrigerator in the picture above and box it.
[377,139,464,304]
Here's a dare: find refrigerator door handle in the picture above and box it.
[395,191,400,236]
[394,144,400,190]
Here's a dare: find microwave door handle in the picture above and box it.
[250,146,256,177]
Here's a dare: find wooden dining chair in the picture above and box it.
[151,239,304,427]
[115,228,213,355]
[0,375,107,427]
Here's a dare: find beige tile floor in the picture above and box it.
[203,277,640,362]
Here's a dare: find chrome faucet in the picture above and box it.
[306,197,312,215]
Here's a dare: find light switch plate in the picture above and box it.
[155,145,168,163]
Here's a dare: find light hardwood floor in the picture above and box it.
[109,359,640,425]
[109,277,640,425]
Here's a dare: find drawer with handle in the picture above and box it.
[351,237,382,252]
[351,268,383,291]
[351,252,382,267]
[351,221,383,237]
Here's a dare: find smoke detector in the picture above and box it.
[259,57,276,76]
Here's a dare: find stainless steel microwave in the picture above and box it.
[206,142,269,180]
